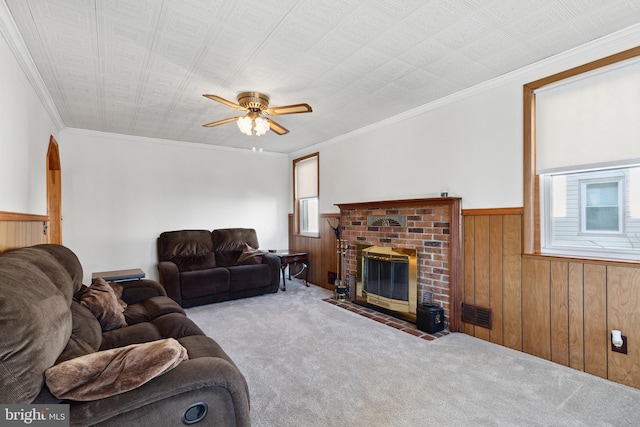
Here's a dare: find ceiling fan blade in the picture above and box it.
[264,103,312,116]
[268,119,289,135]
[203,94,247,112]
[202,117,241,128]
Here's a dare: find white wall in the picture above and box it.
[0,31,58,214]
[59,129,290,283]
[318,81,522,211]
[298,26,640,213]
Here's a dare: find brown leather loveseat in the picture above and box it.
[0,244,250,426]
[157,228,280,308]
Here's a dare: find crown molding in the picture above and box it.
[0,1,64,130]
[290,23,640,158]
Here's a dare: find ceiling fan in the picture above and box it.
[202,92,312,136]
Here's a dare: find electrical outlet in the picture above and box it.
[612,335,628,354]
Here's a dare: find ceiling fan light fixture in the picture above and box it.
[237,115,269,136]
[254,117,269,136]
[237,116,253,135]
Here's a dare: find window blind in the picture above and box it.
[295,155,318,199]
[535,57,640,174]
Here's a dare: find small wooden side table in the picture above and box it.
[92,268,145,283]
[273,251,309,291]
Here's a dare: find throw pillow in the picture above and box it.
[45,338,188,401]
[80,278,127,331]
[107,279,126,307]
[236,243,265,265]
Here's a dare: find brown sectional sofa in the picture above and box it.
[0,244,250,426]
[157,228,280,308]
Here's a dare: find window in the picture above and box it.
[542,167,640,260]
[581,179,622,233]
[525,46,640,262]
[293,153,319,236]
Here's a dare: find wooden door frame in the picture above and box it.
[47,135,62,244]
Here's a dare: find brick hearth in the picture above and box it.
[324,298,450,340]
[336,198,462,331]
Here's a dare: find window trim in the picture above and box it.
[524,45,640,262]
[293,152,319,237]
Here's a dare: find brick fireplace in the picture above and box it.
[336,198,462,332]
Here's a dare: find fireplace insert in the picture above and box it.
[355,245,418,322]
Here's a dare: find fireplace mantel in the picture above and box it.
[336,197,462,211]
[337,197,462,331]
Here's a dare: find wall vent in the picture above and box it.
[367,215,406,227]
[461,303,492,329]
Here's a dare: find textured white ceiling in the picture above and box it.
[4,0,640,153]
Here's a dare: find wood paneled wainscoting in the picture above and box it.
[0,211,49,252]
[463,208,640,389]
[288,213,340,291]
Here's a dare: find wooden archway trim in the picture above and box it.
[47,135,62,244]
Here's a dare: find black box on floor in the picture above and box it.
[416,305,444,334]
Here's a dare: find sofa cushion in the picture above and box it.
[56,335,98,365]
[3,247,77,301]
[152,312,205,338]
[125,296,185,325]
[179,268,230,299]
[100,313,204,350]
[215,250,242,267]
[45,338,188,401]
[157,230,214,260]
[228,264,272,291]
[101,322,163,350]
[56,301,103,363]
[80,278,127,331]
[0,254,72,403]
[172,253,217,272]
[120,279,168,304]
[212,228,259,252]
[32,244,85,295]
[71,301,103,351]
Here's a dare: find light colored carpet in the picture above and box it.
[186,283,640,427]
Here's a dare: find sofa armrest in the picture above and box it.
[67,357,250,427]
[119,279,167,305]
[261,253,282,293]
[157,261,182,306]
